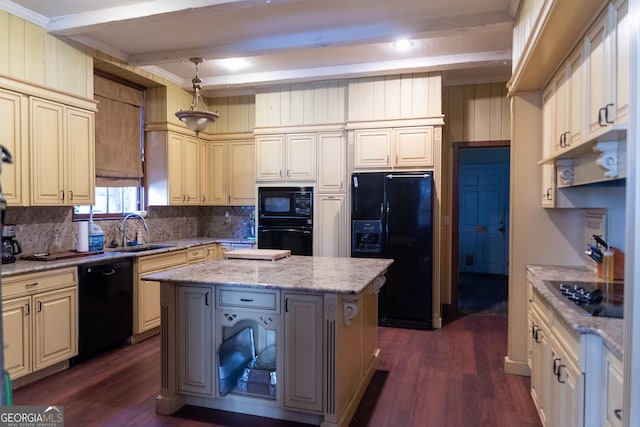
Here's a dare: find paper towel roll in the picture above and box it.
[77,221,89,252]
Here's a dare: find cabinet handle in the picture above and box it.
[339,182,343,190]
[37,301,42,313]
[205,292,210,306]
[60,190,65,201]
[559,133,564,148]
[279,170,283,177]
[614,409,622,420]
[396,154,398,164]
[287,169,291,177]
[25,282,39,288]
[556,364,566,383]
[240,298,254,302]
[69,190,74,201]
[285,297,288,312]
[544,187,553,200]
[25,303,30,316]
[202,195,205,203]
[386,155,389,165]
[553,357,561,375]
[604,103,614,124]
[598,107,607,127]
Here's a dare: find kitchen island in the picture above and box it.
[144,255,393,427]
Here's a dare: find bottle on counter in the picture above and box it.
[602,246,615,282]
[88,206,104,252]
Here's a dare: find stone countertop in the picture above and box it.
[144,256,394,294]
[526,265,623,359]
[0,237,255,277]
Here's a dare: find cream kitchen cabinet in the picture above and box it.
[30,97,95,206]
[283,292,323,412]
[201,139,255,206]
[601,345,623,427]
[256,133,316,181]
[316,194,347,257]
[146,131,200,206]
[2,267,78,380]
[317,132,346,193]
[227,140,256,205]
[354,127,434,169]
[177,285,214,397]
[585,1,628,140]
[0,88,28,206]
[134,249,188,335]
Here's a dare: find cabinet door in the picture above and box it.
[30,98,65,205]
[394,127,433,167]
[317,132,346,193]
[284,293,323,412]
[2,296,31,379]
[567,46,585,147]
[529,308,551,425]
[208,142,228,205]
[168,133,186,205]
[33,287,77,370]
[602,346,623,427]
[585,10,613,139]
[548,335,584,427]
[0,89,27,206]
[177,286,213,396]
[613,0,629,125]
[66,107,95,205]
[138,279,161,332]
[228,140,256,205]
[552,70,570,152]
[541,164,556,208]
[184,136,200,205]
[316,195,346,257]
[256,135,285,180]
[354,129,391,168]
[286,133,316,180]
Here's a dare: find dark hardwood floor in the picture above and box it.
[13,310,540,427]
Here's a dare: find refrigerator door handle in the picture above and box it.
[385,173,430,179]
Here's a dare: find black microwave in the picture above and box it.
[258,187,313,221]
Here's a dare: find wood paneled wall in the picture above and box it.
[0,12,93,99]
[348,73,442,121]
[255,80,348,128]
[208,96,255,134]
[442,82,510,142]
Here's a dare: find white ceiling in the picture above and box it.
[2,0,518,96]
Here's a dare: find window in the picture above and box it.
[74,187,142,218]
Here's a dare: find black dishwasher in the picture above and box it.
[71,258,133,366]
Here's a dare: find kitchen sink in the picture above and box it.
[106,243,175,253]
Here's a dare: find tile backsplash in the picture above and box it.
[3,205,255,255]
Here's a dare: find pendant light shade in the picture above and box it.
[175,57,219,136]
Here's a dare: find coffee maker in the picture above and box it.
[2,224,22,264]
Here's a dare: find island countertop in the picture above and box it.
[143,255,394,294]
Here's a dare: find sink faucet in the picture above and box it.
[122,213,149,247]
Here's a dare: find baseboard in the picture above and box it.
[504,356,530,376]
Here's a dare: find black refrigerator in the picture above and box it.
[351,172,433,330]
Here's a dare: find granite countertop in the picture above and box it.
[144,255,394,294]
[0,237,255,277]
[526,264,623,358]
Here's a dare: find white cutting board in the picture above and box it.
[224,248,291,261]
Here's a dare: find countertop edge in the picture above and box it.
[526,264,623,359]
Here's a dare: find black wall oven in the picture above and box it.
[257,186,313,255]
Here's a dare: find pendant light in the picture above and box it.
[175,57,219,137]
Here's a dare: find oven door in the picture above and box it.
[258,226,313,256]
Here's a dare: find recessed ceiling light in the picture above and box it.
[392,39,414,51]
[218,57,251,71]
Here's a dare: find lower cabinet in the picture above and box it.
[283,292,323,412]
[316,194,347,257]
[601,346,623,427]
[2,267,78,380]
[135,250,188,334]
[177,285,214,396]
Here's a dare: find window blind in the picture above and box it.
[94,74,144,186]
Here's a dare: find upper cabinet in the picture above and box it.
[30,98,95,206]
[353,126,435,170]
[146,131,200,206]
[540,0,628,165]
[0,88,28,206]
[317,132,346,193]
[227,140,256,205]
[256,133,316,181]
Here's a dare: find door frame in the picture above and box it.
[450,140,510,314]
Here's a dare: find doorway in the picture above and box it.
[452,141,510,315]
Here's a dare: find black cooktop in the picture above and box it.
[543,280,624,318]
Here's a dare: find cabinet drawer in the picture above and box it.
[3,267,77,299]
[552,314,581,366]
[217,287,280,312]
[530,286,553,325]
[187,247,206,262]
[138,250,188,273]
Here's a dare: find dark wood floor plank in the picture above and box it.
[13,310,541,427]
